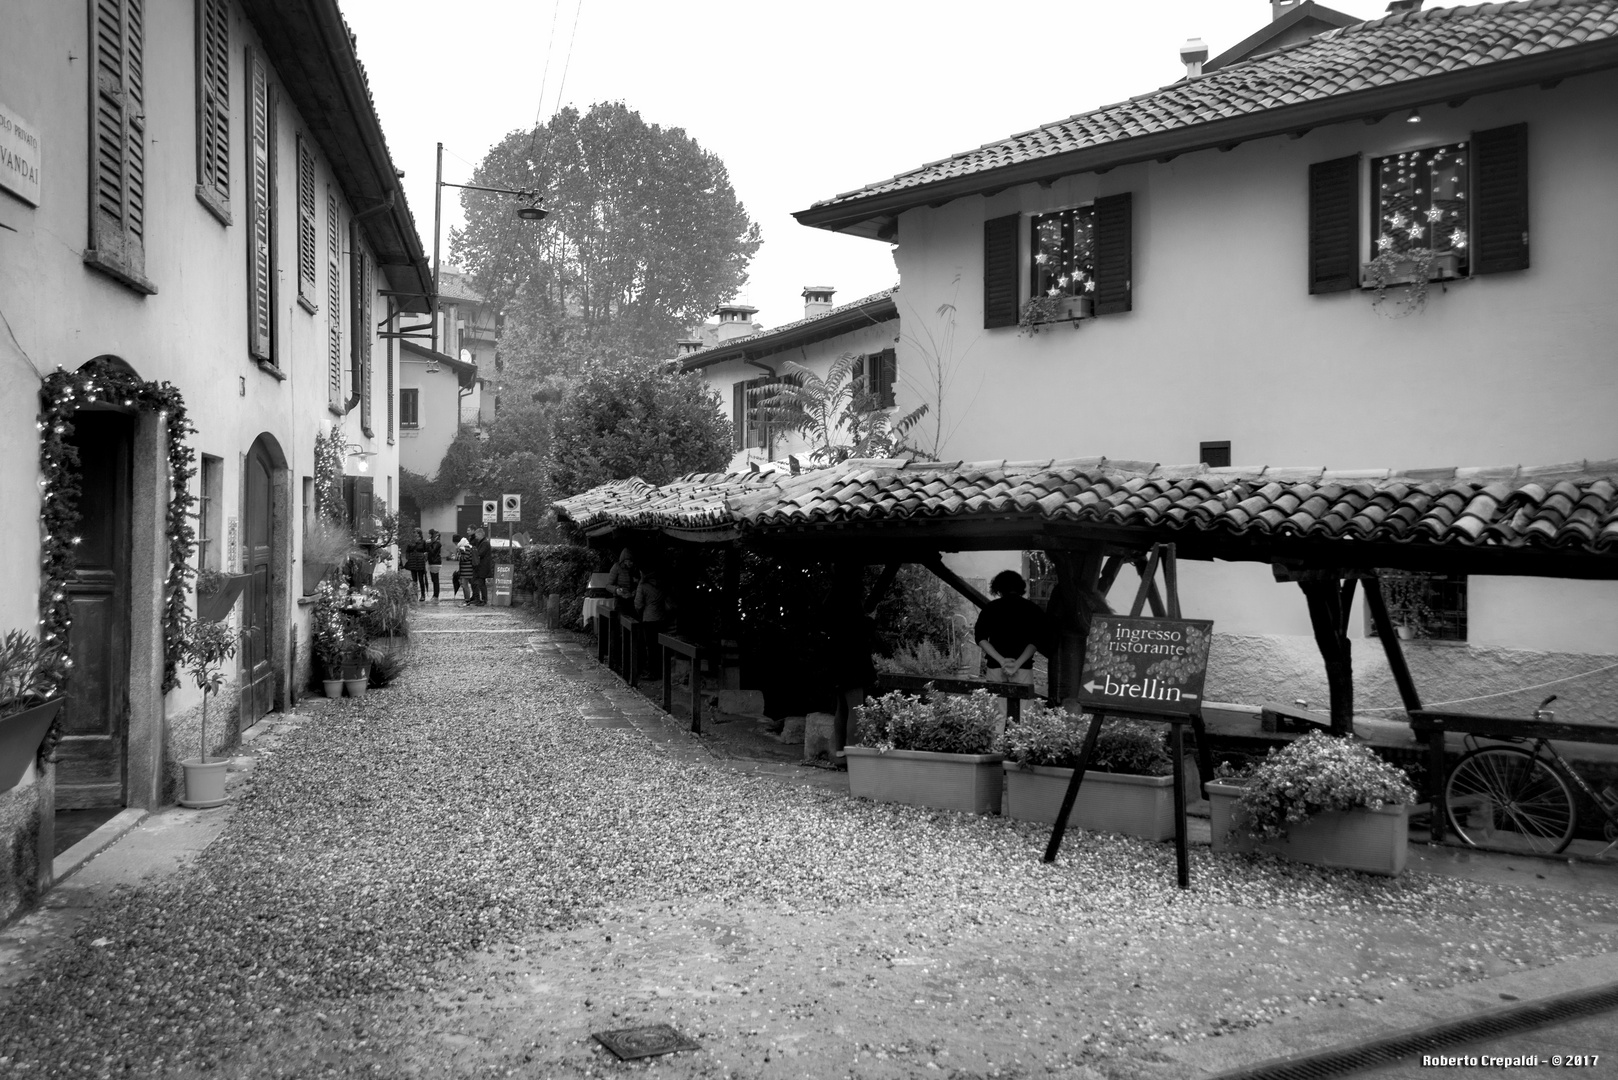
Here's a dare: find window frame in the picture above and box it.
[194,0,230,226]
[1027,202,1098,302]
[400,387,420,429]
[195,455,223,572]
[1368,570,1468,643]
[1199,441,1231,469]
[1369,140,1472,275]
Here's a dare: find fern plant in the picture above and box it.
[749,355,928,466]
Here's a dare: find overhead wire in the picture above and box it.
[527,0,563,157]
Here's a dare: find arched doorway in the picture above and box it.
[57,410,135,808]
[241,437,279,725]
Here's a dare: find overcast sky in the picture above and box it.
[342,0,1396,335]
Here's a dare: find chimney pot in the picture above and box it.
[802,285,836,321]
[1179,38,1209,78]
[713,302,759,342]
[1270,0,1302,21]
[1385,0,1423,12]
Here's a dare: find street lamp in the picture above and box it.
[430,141,547,354]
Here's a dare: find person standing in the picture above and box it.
[471,526,493,606]
[633,568,672,677]
[975,570,1047,689]
[457,534,476,605]
[404,529,429,601]
[425,529,444,602]
[606,547,638,612]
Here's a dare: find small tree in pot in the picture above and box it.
[176,617,238,807]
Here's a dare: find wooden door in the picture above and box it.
[58,412,133,809]
[242,445,274,725]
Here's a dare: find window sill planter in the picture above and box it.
[196,573,251,623]
[843,746,1004,814]
[1003,763,1176,840]
[1208,780,1408,874]
[1358,252,1462,289]
[0,698,65,795]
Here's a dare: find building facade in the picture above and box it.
[0,0,429,921]
[794,2,1618,719]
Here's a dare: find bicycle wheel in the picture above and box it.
[1445,747,1576,854]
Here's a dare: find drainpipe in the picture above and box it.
[344,192,396,415]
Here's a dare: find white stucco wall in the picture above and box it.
[0,1,404,793]
[889,70,1618,709]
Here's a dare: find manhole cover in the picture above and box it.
[592,1024,701,1061]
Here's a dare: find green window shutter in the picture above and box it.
[982,214,1020,329]
[297,134,317,303]
[246,47,271,360]
[195,0,229,211]
[89,0,146,280]
[1308,155,1360,294]
[875,348,896,408]
[732,382,744,451]
[1092,192,1133,315]
[326,190,342,408]
[1472,124,1529,275]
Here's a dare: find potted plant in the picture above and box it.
[194,567,252,623]
[1205,758,1260,854]
[1360,246,1460,317]
[1379,571,1433,641]
[1017,293,1088,336]
[175,617,239,808]
[338,584,379,697]
[1230,732,1418,875]
[309,579,348,698]
[998,703,1178,840]
[0,632,65,795]
[844,688,1004,814]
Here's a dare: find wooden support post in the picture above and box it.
[1170,721,1190,888]
[921,555,991,609]
[1048,546,1106,704]
[1365,573,1434,836]
[831,560,866,754]
[1043,709,1105,863]
[1096,554,1126,598]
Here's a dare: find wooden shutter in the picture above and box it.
[1472,124,1529,275]
[982,214,1020,329]
[326,190,342,408]
[1307,155,1360,294]
[89,0,146,280]
[246,47,271,359]
[1092,192,1133,315]
[195,0,229,214]
[732,383,744,451]
[297,135,317,304]
[351,221,374,435]
[874,348,896,408]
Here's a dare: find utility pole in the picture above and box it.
[431,141,443,357]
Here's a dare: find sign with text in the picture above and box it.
[1075,616,1214,717]
[492,564,514,607]
[501,493,521,522]
[481,499,497,524]
[0,101,41,207]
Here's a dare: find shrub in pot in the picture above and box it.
[0,631,66,794]
[998,704,1177,838]
[845,688,1004,813]
[176,617,238,808]
[1231,732,1418,875]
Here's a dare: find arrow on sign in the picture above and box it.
[1082,680,1100,694]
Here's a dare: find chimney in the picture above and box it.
[713,302,759,342]
[675,338,704,357]
[1385,0,1423,12]
[1271,0,1302,19]
[802,286,835,320]
[1179,38,1209,78]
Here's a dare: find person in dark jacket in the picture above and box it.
[470,527,493,606]
[975,570,1046,688]
[425,529,444,602]
[404,529,429,600]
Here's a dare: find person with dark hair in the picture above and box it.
[449,533,465,596]
[425,529,444,602]
[404,529,429,601]
[470,526,493,606]
[975,569,1046,688]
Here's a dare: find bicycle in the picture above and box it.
[1443,696,1618,857]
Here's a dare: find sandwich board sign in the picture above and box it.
[1073,616,1214,718]
[481,499,498,524]
[502,494,521,522]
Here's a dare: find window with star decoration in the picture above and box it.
[1030,206,1096,299]
[1372,143,1470,268]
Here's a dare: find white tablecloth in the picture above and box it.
[581,596,612,628]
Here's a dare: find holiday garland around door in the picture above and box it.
[38,359,198,694]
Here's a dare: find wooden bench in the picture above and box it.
[658,633,704,734]
[872,673,1037,721]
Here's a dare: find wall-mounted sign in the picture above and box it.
[501,493,521,522]
[0,101,41,207]
[1074,615,1214,718]
[481,499,498,524]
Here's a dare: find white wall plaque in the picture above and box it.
[0,101,41,207]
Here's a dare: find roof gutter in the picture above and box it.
[794,38,1618,237]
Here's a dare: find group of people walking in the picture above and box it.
[401,526,495,606]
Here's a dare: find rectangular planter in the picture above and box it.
[1359,251,1463,288]
[843,746,1003,814]
[0,699,65,794]
[1003,763,1176,840]
[1207,780,1408,875]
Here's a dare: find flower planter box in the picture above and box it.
[1359,251,1462,289]
[844,746,1003,814]
[1003,763,1176,840]
[196,573,251,623]
[1207,780,1407,874]
[0,698,64,794]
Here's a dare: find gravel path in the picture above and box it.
[3,603,1618,1078]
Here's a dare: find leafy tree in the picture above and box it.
[752,354,929,465]
[453,102,762,360]
[545,357,733,498]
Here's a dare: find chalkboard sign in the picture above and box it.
[1074,616,1214,718]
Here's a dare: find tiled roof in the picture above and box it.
[802,1,1618,223]
[554,457,1618,559]
[679,288,899,371]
